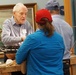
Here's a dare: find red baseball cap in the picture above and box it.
[35,9,52,23]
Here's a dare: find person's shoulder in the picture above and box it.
[3,17,12,24]
[27,31,37,38]
[54,31,63,39]
[26,30,40,40]
[63,20,72,28]
[2,17,14,28]
[25,32,36,43]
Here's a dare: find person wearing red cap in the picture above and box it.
[16,9,65,75]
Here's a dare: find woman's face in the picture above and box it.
[13,7,27,24]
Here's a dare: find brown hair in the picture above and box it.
[38,18,54,37]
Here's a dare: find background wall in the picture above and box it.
[0,0,64,19]
[0,0,64,9]
[25,0,64,9]
[0,0,24,5]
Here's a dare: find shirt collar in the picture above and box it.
[11,16,25,26]
[11,16,17,26]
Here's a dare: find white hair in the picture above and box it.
[13,3,28,12]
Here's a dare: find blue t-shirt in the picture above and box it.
[16,29,65,75]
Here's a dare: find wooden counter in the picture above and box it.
[0,52,4,58]
[0,61,26,75]
[0,63,21,75]
[0,65,21,75]
[0,55,76,75]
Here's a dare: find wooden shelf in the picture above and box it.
[0,61,26,75]
[0,52,4,58]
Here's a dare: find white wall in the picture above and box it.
[0,0,64,19]
[0,0,24,5]
[23,0,64,9]
[0,0,64,9]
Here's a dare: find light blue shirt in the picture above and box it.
[52,15,74,59]
[1,17,33,46]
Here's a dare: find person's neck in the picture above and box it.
[51,10,60,15]
[51,12,59,15]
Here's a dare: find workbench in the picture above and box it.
[0,60,26,75]
[0,62,21,75]
[0,54,76,75]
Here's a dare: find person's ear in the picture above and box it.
[13,11,16,15]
